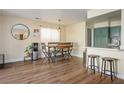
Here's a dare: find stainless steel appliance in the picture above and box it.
[32,43,38,60]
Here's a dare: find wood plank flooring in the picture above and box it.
[0,57,124,84]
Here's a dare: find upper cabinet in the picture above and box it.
[87,9,120,19]
[86,9,121,49]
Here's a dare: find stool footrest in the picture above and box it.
[101,69,115,73]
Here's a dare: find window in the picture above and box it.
[40,27,60,42]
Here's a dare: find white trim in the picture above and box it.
[117,73,124,79]
[71,54,83,58]
[5,56,42,63]
[5,57,31,63]
[88,69,124,80]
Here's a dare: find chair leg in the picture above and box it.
[87,57,89,71]
[68,52,72,58]
[41,57,45,63]
[47,54,51,63]
[115,60,118,76]
[100,60,104,77]
[110,61,113,81]
[103,61,106,77]
[51,56,55,63]
[90,57,93,72]
[24,57,25,62]
[113,61,115,79]
[2,55,5,68]
[97,57,100,72]
[93,58,95,74]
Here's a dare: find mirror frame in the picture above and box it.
[11,24,30,40]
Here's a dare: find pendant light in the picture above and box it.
[58,19,61,31]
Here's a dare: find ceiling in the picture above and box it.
[1,9,87,25]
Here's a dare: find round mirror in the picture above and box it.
[11,24,30,40]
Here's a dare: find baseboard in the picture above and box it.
[5,58,26,63]
[5,56,42,63]
[117,73,124,79]
[4,53,82,63]
[102,71,124,80]
[71,54,83,58]
[95,69,124,80]
[5,57,31,63]
[5,55,82,63]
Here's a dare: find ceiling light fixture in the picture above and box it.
[35,17,40,20]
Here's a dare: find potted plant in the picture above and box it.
[24,44,33,56]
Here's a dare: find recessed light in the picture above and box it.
[58,19,62,22]
[35,17,40,20]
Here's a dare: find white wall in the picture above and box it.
[65,22,86,57]
[0,14,4,53]
[1,15,38,62]
[0,14,2,52]
[121,10,124,47]
[60,27,66,42]
[1,14,65,63]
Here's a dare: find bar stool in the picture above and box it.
[87,54,100,74]
[101,57,118,81]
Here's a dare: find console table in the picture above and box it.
[0,54,5,68]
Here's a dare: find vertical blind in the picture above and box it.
[40,27,60,42]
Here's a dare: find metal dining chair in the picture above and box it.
[68,42,73,58]
[63,42,73,59]
[41,43,55,63]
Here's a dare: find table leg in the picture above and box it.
[68,48,70,58]
[62,49,64,57]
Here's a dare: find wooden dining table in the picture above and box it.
[47,44,72,59]
[47,44,72,49]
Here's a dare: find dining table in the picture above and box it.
[47,44,73,60]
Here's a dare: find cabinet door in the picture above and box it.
[94,27,108,48]
[110,26,121,37]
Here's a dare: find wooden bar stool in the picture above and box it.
[101,57,118,81]
[87,54,100,74]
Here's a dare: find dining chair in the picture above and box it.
[63,42,73,58]
[68,42,73,58]
[41,43,55,63]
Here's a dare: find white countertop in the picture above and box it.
[86,47,124,52]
